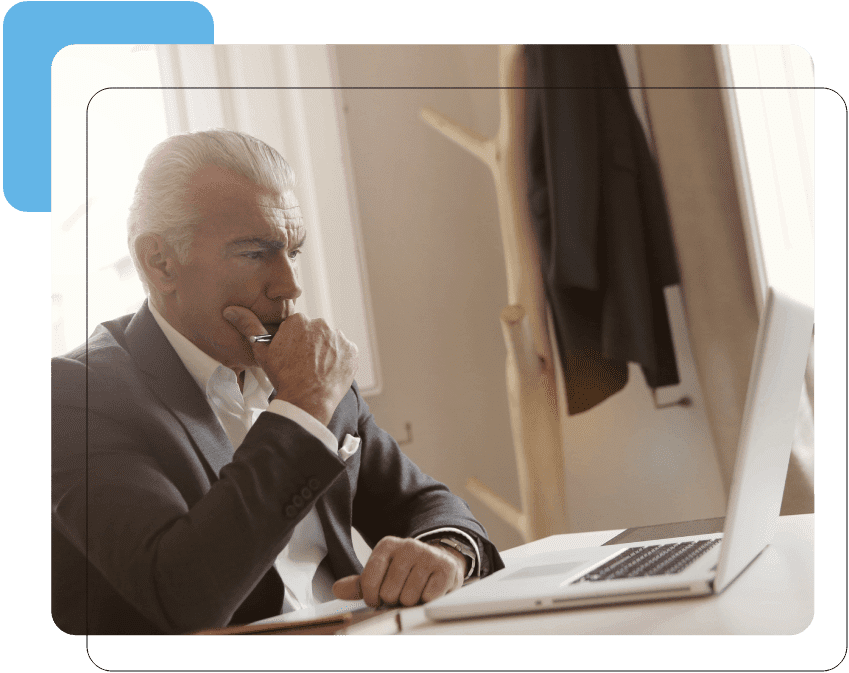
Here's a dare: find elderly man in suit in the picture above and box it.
[52,129,502,635]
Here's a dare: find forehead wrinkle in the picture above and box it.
[261,201,304,233]
[225,222,306,251]
[257,202,301,212]
[228,237,287,251]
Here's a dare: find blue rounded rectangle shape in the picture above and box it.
[3,1,214,212]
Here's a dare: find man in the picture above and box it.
[52,129,503,635]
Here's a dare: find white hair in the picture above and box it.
[127,129,297,292]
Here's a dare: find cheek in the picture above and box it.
[219,279,266,309]
[210,265,265,304]
[179,260,268,321]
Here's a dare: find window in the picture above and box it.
[719,45,814,312]
[52,45,168,355]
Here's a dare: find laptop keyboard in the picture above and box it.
[572,539,721,583]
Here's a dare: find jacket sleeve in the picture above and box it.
[349,383,504,578]
[51,356,347,634]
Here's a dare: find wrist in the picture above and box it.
[265,399,338,455]
[440,545,469,576]
[271,395,333,426]
[425,536,476,579]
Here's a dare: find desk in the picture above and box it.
[400,513,813,635]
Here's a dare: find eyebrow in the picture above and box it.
[228,231,307,251]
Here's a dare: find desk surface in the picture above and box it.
[401,513,813,635]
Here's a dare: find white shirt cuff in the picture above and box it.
[266,399,339,458]
[416,527,481,579]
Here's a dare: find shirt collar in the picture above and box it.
[147,300,273,401]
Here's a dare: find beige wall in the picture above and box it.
[335,46,525,549]
[334,45,728,549]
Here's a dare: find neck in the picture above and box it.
[147,291,168,318]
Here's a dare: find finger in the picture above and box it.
[331,575,362,601]
[398,563,433,607]
[222,305,268,340]
[420,569,451,603]
[359,540,397,607]
[378,549,418,606]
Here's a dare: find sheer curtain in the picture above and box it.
[724,45,815,514]
[52,45,167,358]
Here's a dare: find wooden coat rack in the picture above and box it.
[420,46,568,542]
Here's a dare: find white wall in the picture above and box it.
[334,45,525,549]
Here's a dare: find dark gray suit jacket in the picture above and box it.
[52,302,502,634]
[524,45,681,414]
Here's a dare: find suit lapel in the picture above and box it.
[316,398,366,578]
[314,476,363,577]
[124,301,233,478]
[125,304,364,584]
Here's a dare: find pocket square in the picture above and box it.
[339,434,361,462]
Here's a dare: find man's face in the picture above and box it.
[163,165,305,372]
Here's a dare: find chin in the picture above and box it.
[233,343,259,369]
[212,335,258,371]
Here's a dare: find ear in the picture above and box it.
[135,234,180,295]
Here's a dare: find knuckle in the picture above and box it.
[421,583,443,603]
[411,565,431,585]
[372,538,390,554]
[378,586,397,605]
[430,567,449,585]
[362,554,384,575]
[400,591,419,607]
[382,535,402,549]
[420,590,437,604]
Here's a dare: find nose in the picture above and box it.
[266,251,303,304]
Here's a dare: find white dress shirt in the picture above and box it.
[148,303,480,615]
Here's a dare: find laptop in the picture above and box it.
[426,285,813,621]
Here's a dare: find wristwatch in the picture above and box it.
[426,536,476,578]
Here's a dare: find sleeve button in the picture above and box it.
[300,487,312,499]
[285,505,297,519]
[292,495,304,508]
[307,478,320,491]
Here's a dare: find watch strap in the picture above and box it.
[426,536,476,579]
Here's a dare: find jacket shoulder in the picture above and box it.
[52,313,140,405]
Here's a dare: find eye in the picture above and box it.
[288,249,302,261]
[242,251,264,260]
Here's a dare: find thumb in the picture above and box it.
[332,575,362,601]
[222,305,266,340]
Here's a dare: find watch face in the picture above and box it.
[447,540,472,555]
[425,536,475,576]
[435,539,474,566]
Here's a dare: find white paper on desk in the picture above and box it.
[340,605,433,634]
[336,609,401,635]
[249,598,369,627]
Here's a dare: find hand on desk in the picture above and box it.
[333,536,466,607]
